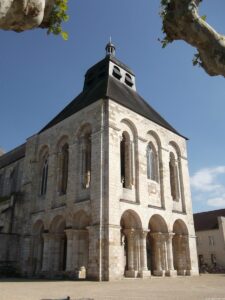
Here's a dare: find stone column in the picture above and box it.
[52,233,65,272]
[52,234,60,271]
[65,229,74,272]
[21,235,32,276]
[72,230,79,270]
[176,234,185,275]
[42,233,51,272]
[139,230,151,278]
[183,235,192,275]
[133,232,139,271]
[124,229,138,278]
[161,234,168,273]
[165,232,177,276]
[151,232,163,276]
[35,235,44,274]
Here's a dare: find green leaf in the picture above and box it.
[200,15,207,21]
[47,0,69,40]
[61,31,68,40]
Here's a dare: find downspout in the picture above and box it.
[99,99,105,281]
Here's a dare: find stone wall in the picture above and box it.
[0,97,199,280]
[0,233,20,275]
[0,158,24,198]
[106,99,199,279]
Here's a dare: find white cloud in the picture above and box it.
[191,166,225,210]
[190,166,225,192]
[207,195,225,207]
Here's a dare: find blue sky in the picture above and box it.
[0,0,225,212]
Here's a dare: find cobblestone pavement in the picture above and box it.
[0,274,225,300]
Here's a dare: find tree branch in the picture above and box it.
[0,0,68,39]
[162,0,225,77]
[0,0,50,31]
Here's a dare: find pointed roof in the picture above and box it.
[40,54,186,139]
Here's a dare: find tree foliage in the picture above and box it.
[160,0,225,77]
[0,0,225,77]
[46,0,69,40]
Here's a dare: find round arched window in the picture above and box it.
[125,73,133,87]
[112,66,122,80]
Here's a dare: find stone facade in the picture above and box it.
[0,46,199,280]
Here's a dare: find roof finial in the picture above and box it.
[105,38,116,56]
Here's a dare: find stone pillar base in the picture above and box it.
[153,270,164,276]
[185,269,199,276]
[177,270,186,276]
[125,270,139,278]
[138,270,151,278]
[76,266,86,279]
[165,269,177,277]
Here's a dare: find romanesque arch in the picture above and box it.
[120,210,147,277]
[49,215,67,272]
[120,118,138,139]
[69,211,90,274]
[147,130,162,148]
[148,215,168,276]
[172,219,191,275]
[76,122,92,139]
[73,210,90,229]
[56,135,69,195]
[38,145,49,196]
[168,141,186,213]
[32,220,44,274]
[76,123,92,190]
[146,131,164,208]
[120,131,133,189]
[120,119,139,202]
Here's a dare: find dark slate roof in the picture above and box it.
[40,55,185,139]
[193,209,225,231]
[0,143,26,169]
[85,55,134,78]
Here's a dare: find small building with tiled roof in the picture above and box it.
[194,209,225,270]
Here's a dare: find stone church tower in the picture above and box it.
[0,43,199,280]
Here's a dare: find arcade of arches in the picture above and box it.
[32,210,191,278]
[32,211,90,278]
[120,211,191,277]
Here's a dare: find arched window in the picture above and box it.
[82,133,91,188]
[58,143,69,194]
[169,152,180,201]
[146,144,158,182]
[9,168,16,194]
[125,73,133,87]
[0,174,3,196]
[40,154,48,196]
[112,66,122,80]
[120,132,133,189]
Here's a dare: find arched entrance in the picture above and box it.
[70,210,90,277]
[120,210,149,278]
[173,219,191,275]
[32,220,44,275]
[49,216,67,272]
[148,214,174,276]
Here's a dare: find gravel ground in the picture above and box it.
[0,274,225,300]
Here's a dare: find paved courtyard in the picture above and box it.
[0,274,225,300]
